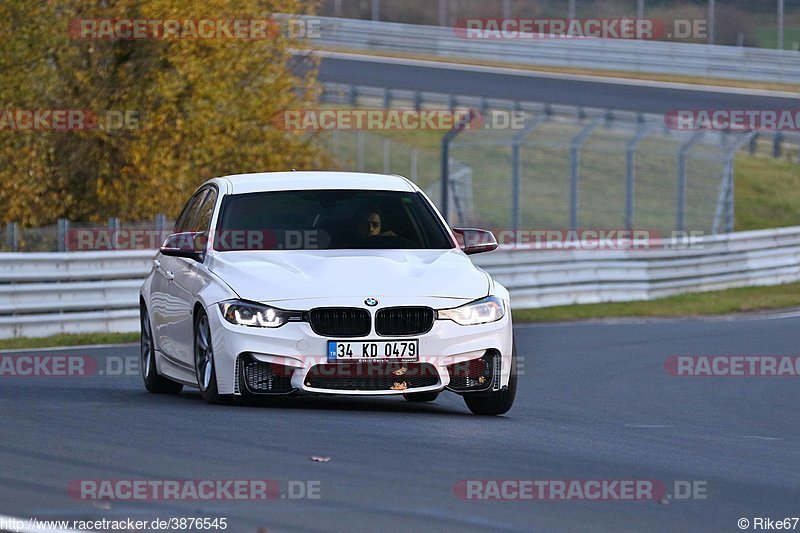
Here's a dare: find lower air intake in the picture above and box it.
[240,354,295,394]
[305,362,439,391]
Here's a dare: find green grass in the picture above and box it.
[322,122,797,232]
[0,332,139,351]
[512,282,800,323]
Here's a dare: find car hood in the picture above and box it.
[206,249,490,303]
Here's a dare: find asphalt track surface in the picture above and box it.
[310,53,800,114]
[2,314,799,532]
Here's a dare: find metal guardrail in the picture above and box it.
[3,227,800,338]
[310,16,800,84]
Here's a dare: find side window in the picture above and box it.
[174,190,207,233]
[193,188,217,233]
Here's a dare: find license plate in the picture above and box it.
[327,340,419,362]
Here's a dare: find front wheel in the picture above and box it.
[140,304,183,394]
[194,311,225,404]
[463,345,517,416]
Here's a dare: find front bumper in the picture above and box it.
[206,298,513,396]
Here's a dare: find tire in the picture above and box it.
[140,304,183,394]
[194,310,226,404]
[403,391,440,403]
[463,343,518,416]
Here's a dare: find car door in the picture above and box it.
[151,188,210,366]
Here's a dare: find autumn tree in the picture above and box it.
[0,0,327,225]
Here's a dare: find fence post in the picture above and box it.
[108,217,121,251]
[5,222,19,252]
[440,110,477,224]
[713,132,756,234]
[569,119,601,231]
[371,0,380,21]
[676,132,704,233]
[625,119,652,232]
[511,114,548,234]
[382,138,391,173]
[57,218,69,252]
[155,213,167,246]
[357,131,366,171]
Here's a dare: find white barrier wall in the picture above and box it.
[2,227,800,338]
[308,16,800,84]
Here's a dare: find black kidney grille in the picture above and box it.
[376,307,434,336]
[308,308,371,337]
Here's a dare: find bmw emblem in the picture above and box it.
[365,298,379,307]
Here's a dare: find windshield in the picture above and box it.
[213,189,454,251]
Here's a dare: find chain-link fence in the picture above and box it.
[1,215,173,253]
[319,83,765,236]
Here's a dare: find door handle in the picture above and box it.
[164,270,175,280]
[153,259,161,268]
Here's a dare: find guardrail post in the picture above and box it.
[676,132,705,233]
[569,119,602,231]
[448,94,457,113]
[414,91,422,112]
[625,120,653,232]
[349,85,358,107]
[382,87,391,109]
[5,222,19,252]
[108,217,121,251]
[773,132,783,158]
[440,110,477,224]
[749,133,758,155]
[57,218,70,252]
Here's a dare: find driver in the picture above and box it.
[356,207,397,239]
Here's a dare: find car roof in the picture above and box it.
[214,171,419,195]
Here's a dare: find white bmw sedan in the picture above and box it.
[140,172,517,415]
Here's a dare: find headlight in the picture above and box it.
[437,296,506,326]
[219,301,299,328]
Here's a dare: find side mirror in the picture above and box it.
[160,232,206,262]
[453,228,498,255]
